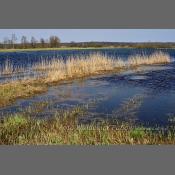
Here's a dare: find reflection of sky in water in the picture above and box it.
[0,62,175,127]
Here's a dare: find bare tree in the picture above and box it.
[31,37,37,48]
[3,37,9,49]
[11,34,17,49]
[0,42,3,49]
[21,36,28,49]
[45,39,50,48]
[49,36,60,48]
[40,38,45,48]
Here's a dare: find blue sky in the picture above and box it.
[0,29,175,42]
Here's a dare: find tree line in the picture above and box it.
[1,34,175,49]
[65,41,175,48]
[0,34,61,49]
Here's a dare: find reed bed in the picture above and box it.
[0,52,171,80]
[127,52,171,66]
[32,52,171,83]
[0,59,25,76]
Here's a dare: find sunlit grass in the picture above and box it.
[0,107,174,145]
[34,52,170,83]
[0,80,47,107]
[0,47,109,53]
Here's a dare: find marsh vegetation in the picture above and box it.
[0,49,174,145]
[0,106,175,145]
[0,52,170,107]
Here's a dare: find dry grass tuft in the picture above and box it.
[0,80,47,107]
[127,52,171,66]
[32,52,171,83]
[0,59,25,76]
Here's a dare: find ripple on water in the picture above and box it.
[128,75,148,80]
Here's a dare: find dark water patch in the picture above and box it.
[96,63,175,94]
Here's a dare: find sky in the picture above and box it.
[0,29,175,43]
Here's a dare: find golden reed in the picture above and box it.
[32,52,170,82]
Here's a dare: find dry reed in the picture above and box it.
[0,59,25,76]
[33,52,170,83]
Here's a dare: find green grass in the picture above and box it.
[3,46,165,53]
[130,127,146,140]
[0,107,174,145]
[0,47,112,53]
[1,46,175,53]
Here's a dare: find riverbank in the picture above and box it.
[0,47,113,53]
[0,106,174,145]
[0,46,175,53]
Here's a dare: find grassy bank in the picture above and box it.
[0,107,174,145]
[0,47,110,53]
[1,46,175,53]
[0,52,171,107]
[0,80,47,107]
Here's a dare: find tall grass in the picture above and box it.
[0,59,14,75]
[0,107,174,145]
[127,52,171,66]
[32,52,171,83]
[0,52,171,81]
[0,59,25,76]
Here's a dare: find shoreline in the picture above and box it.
[0,107,174,145]
[0,47,115,53]
[0,47,175,53]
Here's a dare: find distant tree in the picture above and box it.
[49,36,60,48]
[0,42,3,49]
[21,36,28,49]
[45,39,50,48]
[70,41,76,47]
[3,37,9,49]
[11,34,17,49]
[40,38,45,48]
[31,37,37,48]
